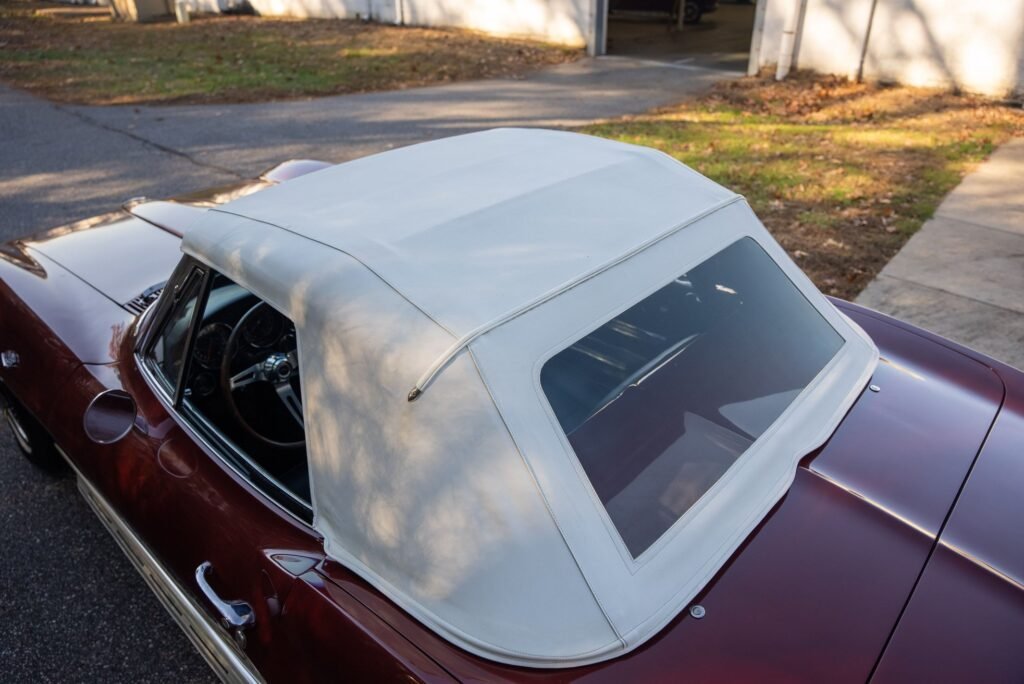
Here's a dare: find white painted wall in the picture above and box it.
[794,0,875,78]
[240,0,394,22]
[864,0,1024,96]
[192,0,246,12]
[752,0,789,75]
[755,0,1024,96]
[401,0,591,47]
[236,0,594,49]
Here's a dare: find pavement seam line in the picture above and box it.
[933,211,1024,239]
[598,55,742,75]
[874,273,1024,317]
[53,103,247,180]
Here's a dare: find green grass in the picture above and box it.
[584,75,1024,299]
[0,1,579,104]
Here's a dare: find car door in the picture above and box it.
[46,258,324,680]
[136,259,346,680]
[53,258,449,681]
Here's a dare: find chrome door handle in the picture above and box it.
[195,561,255,646]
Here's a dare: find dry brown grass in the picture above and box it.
[0,0,580,105]
[586,73,1024,300]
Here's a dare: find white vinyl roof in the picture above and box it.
[182,129,878,667]
[202,128,739,336]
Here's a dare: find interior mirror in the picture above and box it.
[83,389,138,445]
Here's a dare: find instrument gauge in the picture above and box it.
[193,323,231,370]
[241,307,285,348]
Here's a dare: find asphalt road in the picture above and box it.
[0,56,732,681]
[2,56,735,234]
[0,441,217,682]
[1,86,224,684]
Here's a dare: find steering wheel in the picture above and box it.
[219,302,305,450]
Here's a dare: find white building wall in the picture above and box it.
[240,0,390,22]
[863,0,1024,96]
[752,0,788,74]
[242,0,593,49]
[756,0,1024,96]
[402,0,591,47]
[794,0,875,79]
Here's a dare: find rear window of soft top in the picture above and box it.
[541,237,843,557]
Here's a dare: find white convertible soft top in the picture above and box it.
[183,129,877,668]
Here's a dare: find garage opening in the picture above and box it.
[604,0,758,72]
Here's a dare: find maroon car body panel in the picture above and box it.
[936,365,1024,600]
[0,243,131,426]
[281,570,456,682]
[23,215,181,306]
[1,197,1021,682]
[871,544,1024,684]
[36,316,453,682]
[873,344,1024,683]
[321,304,1005,684]
[323,468,931,683]
[807,311,1003,536]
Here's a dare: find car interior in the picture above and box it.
[149,268,311,514]
[541,237,844,556]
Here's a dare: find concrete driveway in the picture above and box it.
[0,56,732,681]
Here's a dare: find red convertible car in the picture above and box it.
[1,130,1022,682]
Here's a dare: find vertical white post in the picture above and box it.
[174,0,190,23]
[747,0,767,76]
[775,0,805,80]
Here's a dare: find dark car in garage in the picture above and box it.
[610,0,718,24]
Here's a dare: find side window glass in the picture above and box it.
[181,273,310,512]
[150,267,205,394]
[144,267,310,518]
[182,273,304,443]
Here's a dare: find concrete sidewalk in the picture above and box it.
[858,139,1024,370]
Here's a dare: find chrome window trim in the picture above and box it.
[133,256,315,528]
[135,257,209,402]
[135,256,199,356]
[136,356,314,528]
[182,400,314,518]
[170,266,211,403]
[56,445,265,684]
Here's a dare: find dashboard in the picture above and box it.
[187,284,295,399]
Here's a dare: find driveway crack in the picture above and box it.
[53,103,247,180]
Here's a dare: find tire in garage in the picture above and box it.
[684,0,702,24]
